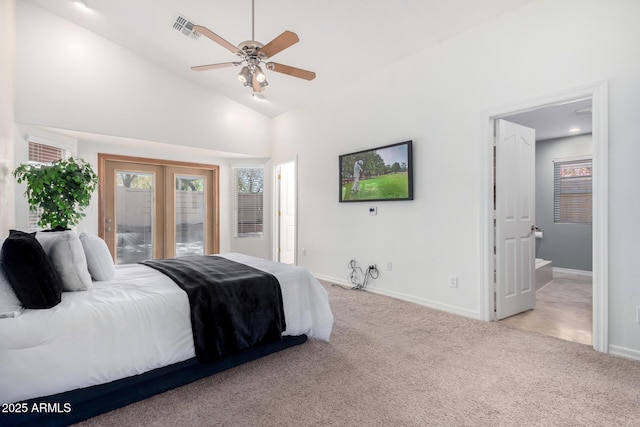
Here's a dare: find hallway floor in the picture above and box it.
[500,271,593,345]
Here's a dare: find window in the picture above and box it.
[233,167,264,238]
[27,141,66,232]
[554,158,592,224]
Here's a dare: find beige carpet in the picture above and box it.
[77,283,640,426]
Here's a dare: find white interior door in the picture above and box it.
[495,119,536,319]
[277,162,296,264]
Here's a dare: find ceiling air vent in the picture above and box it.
[173,14,200,40]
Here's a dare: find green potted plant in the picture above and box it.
[13,157,99,229]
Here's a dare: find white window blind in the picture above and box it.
[233,167,264,238]
[27,141,65,232]
[553,158,592,224]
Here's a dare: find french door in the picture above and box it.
[99,154,219,264]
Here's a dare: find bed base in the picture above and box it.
[5,334,307,427]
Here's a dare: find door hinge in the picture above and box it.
[278,210,281,217]
[277,174,281,180]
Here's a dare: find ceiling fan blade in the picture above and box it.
[193,25,241,55]
[259,31,299,58]
[191,62,240,71]
[266,62,316,81]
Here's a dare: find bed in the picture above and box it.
[0,232,333,426]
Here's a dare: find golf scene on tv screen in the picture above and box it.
[339,140,413,202]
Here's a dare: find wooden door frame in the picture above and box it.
[98,153,220,257]
[480,81,608,353]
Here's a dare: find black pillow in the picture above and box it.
[0,230,62,309]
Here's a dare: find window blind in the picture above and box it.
[27,141,65,231]
[233,167,264,238]
[553,158,592,224]
[29,141,64,165]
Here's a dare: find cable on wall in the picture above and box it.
[333,259,379,290]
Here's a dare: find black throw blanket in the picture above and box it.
[141,256,285,363]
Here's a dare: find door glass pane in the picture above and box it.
[116,171,154,264]
[175,175,205,257]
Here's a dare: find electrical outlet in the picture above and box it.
[386,261,392,271]
[448,275,458,288]
[636,306,640,324]
[301,248,306,256]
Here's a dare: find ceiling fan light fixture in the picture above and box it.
[254,65,267,83]
[189,0,315,93]
[237,66,251,83]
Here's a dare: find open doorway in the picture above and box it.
[498,99,593,345]
[481,82,608,353]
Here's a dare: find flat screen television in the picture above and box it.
[339,140,413,202]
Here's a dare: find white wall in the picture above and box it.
[272,0,640,356]
[0,0,16,233]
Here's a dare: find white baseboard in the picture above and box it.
[312,273,481,320]
[552,267,593,277]
[608,345,640,362]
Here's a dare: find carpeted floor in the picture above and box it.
[77,282,640,426]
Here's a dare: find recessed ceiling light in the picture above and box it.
[569,128,581,133]
[73,0,89,9]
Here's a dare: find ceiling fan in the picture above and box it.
[190,0,316,94]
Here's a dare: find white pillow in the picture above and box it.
[79,232,115,281]
[0,238,25,318]
[36,231,93,292]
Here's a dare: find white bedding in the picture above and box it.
[0,253,333,404]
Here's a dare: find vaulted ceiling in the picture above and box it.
[24,0,535,117]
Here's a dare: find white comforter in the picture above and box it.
[0,254,333,404]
